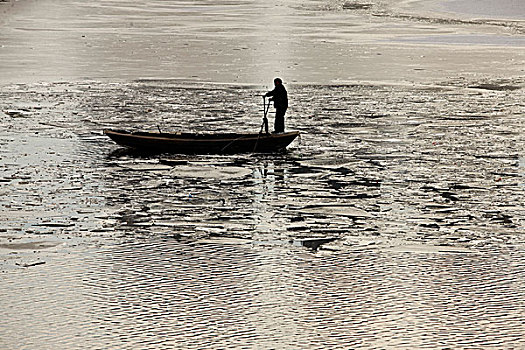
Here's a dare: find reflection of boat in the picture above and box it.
[103,129,300,154]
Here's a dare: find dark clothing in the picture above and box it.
[265,84,288,109]
[274,108,286,133]
[265,84,288,133]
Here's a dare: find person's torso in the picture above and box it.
[273,85,288,108]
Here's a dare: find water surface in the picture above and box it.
[1,79,524,348]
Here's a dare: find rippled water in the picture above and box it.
[3,240,524,349]
[1,78,524,348]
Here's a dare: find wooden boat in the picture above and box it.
[103,129,300,154]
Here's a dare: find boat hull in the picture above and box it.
[103,129,300,154]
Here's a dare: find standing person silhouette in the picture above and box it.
[264,78,288,133]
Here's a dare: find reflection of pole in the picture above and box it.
[253,161,272,197]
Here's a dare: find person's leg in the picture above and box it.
[274,108,286,133]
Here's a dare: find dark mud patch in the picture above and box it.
[15,261,46,268]
[469,83,522,91]
[293,237,337,251]
[343,2,373,10]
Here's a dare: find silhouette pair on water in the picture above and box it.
[264,78,288,133]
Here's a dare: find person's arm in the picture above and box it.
[265,88,276,97]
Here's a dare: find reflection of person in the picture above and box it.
[264,78,288,133]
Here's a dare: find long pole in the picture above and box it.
[255,96,270,152]
[262,96,269,134]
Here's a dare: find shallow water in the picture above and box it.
[1,79,524,348]
[0,0,524,84]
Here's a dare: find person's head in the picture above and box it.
[274,78,282,86]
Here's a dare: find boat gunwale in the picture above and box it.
[104,129,300,143]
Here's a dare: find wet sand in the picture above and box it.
[1,0,524,349]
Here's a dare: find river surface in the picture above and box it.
[1,0,524,349]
